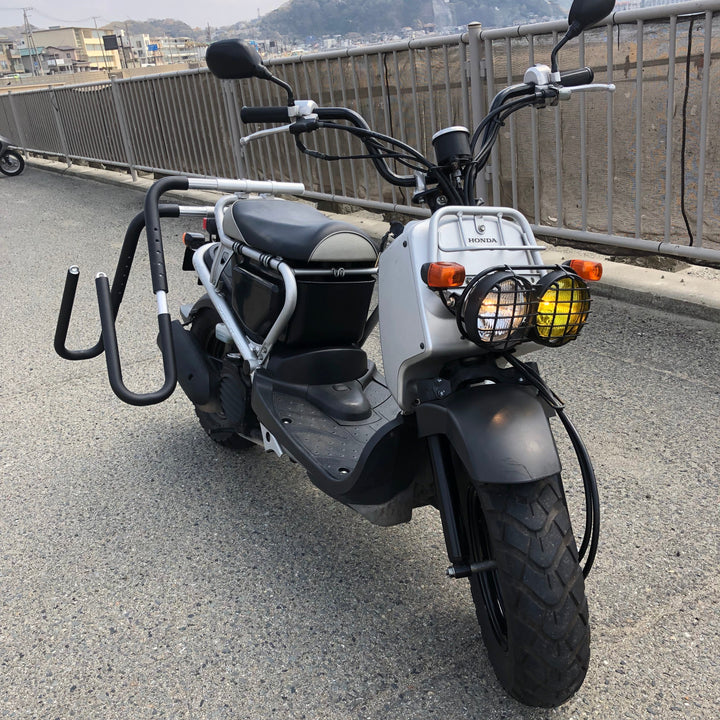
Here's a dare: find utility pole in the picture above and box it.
[22,8,44,76]
[92,16,110,72]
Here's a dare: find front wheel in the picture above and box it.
[0,149,25,176]
[461,474,590,707]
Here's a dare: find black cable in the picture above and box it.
[305,121,464,205]
[463,96,541,203]
[319,121,433,167]
[469,97,523,153]
[501,351,600,577]
[382,54,395,140]
[680,18,695,246]
[294,136,428,172]
[556,407,600,575]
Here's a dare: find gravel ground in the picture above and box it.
[1,167,718,719]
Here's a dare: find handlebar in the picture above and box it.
[240,106,293,123]
[240,103,417,188]
[559,67,595,87]
[237,64,609,199]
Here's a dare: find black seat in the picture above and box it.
[223,198,377,264]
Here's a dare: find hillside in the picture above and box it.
[3,1,567,48]
[254,0,565,39]
[0,26,24,43]
[107,18,205,41]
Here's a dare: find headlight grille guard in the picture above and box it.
[450,264,592,350]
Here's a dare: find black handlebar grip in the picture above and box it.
[559,67,594,87]
[240,106,292,123]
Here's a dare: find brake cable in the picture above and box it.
[464,89,558,204]
[501,351,600,577]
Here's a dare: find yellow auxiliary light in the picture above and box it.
[532,270,591,346]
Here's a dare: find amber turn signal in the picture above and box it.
[421,262,466,289]
[568,259,603,282]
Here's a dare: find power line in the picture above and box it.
[28,9,105,25]
[0,5,107,25]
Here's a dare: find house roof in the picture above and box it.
[18,47,45,56]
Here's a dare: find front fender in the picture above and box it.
[415,384,561,484]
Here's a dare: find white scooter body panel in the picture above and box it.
[378,206,544,412]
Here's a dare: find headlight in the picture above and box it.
[532,270,591,346]
[457,269,531,348]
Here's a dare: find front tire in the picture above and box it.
[0,150,25,176]
[461,474,590,707]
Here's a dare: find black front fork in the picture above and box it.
[423,366,600,580]
[427,435,496,580]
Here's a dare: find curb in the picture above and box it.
[27,157,720,323]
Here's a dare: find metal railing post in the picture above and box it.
[221,80,246,179]
[695,10,713,247]
[606,19,615,236]
[48,86,71,168]
[7,91,27,154]
[467,22,488,203]
[634,19,645,239]
[663,15,676,244]
[110,78,138,181]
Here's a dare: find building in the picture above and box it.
[128,33,156,65]
[44,46,84,74]
[126,34,201,66]
[30,27,122,71]
[17,46,47,75]
[0,37,24,76]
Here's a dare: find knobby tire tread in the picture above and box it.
[190,309,254,450]
[470,475,590,707]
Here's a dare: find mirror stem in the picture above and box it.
[265,72,295,106]
[550,21,582,74]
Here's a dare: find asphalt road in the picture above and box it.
[1,167,719,719]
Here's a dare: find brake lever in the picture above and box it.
[555,83,616,100]
[238,124,294,150]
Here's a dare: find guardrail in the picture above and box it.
[1,0,718,262]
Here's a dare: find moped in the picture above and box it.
[0,134,24,176]
[56,0,616,706]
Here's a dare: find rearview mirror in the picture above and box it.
[551,0,615,73]
[568,0,615,33]
[206,39,295,104]
[206,40,268,80]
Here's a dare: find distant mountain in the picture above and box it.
[4,0,567,50]
[0,25,25,42]
[1,19,205,44]
[107,18,205,40]
[253,0,565,39]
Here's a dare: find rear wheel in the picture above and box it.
[460,473,590,707]
[0,150,25,176]
[189,308,255,450]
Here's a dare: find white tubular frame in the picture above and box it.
[190,186,305,371]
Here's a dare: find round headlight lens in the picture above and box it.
[533,271,591,345]
[459,270,531,348]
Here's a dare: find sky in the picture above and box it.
[0,0,289,30]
